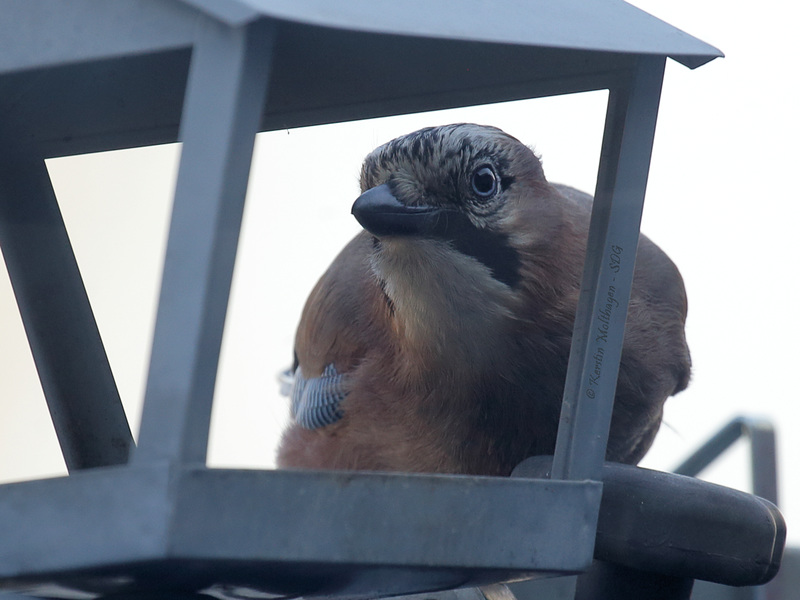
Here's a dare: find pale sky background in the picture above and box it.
[1,0,799,546]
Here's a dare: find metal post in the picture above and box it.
[133,17,274,466]
[750,424,779,506]
[552,56,666,482]
[0,143,133,470]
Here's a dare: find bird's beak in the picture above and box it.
[352,183,444,238]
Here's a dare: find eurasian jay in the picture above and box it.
[277,123,690,476]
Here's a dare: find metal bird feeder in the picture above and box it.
[0,1,747,599]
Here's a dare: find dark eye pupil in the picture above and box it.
[472,166,497,197]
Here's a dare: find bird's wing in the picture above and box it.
[290,364,348,429]
[284,231,389,429]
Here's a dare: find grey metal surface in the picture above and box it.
[133,16,274,466]
[0,465,171,581]
[177,0,721,69]
[0,0,196,75]
[674,416,779,506]
[552,56,665,482]
[0,1,721,159]
[0,465,601,598]
[509,577,576,600]
[0,142,133,471]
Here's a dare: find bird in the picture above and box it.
[276,123,690,476]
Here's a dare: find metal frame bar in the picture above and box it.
[0,465,602,592]
[552,55,666,482]
[0,139,133,471]
[134,16,275,466]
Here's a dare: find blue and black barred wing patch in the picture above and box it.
[290,364,348,429]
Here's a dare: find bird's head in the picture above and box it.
[354,123,570,285]
[351,124,576,361]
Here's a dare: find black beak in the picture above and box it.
[352,184,445,238]
[352,184,521,287]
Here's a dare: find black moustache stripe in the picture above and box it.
[428,210,521,288]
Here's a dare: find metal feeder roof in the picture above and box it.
[0,0,721,157]
[179,0,721,68]
[0,2,721,599]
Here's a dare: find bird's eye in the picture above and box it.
[471,165,498,198]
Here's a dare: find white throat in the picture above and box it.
[370,238,515,369]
